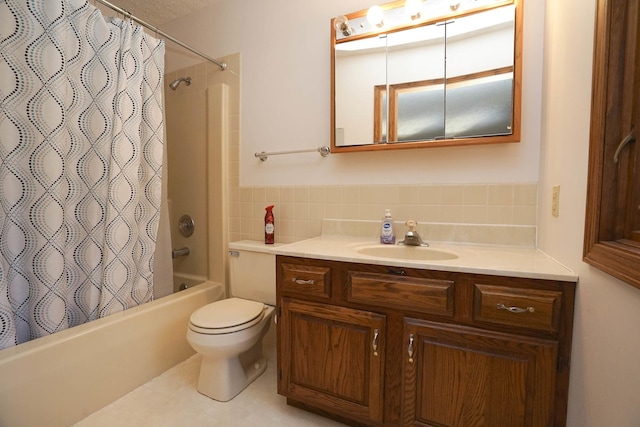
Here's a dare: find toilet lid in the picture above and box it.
[190,297,265,330]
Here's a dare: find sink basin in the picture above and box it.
[356,245,458,261]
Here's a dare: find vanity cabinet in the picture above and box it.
[279,298,386,423]
[402,320,558,426]
[276,256,575,427]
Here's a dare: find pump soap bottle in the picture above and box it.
[380,209,396,244]
[265,205,275,244]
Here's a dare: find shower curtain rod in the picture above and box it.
[94,0,227,70]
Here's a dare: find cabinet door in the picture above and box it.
[402,319,558,427]
[279,298,385,424]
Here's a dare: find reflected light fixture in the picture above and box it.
[334,15,353,37]
[405,0,421,20]
[367,5,385,27]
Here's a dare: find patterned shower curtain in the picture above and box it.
[0,0,165,349]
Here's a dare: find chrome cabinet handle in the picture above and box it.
[496,303,535,313]
[292,278,315,285]
[408,334,414,363]
[372,329,379,356]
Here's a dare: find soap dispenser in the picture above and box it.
[380,209,396,244]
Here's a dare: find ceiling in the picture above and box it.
[102,0,220,26]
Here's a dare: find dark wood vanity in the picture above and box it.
[276,255,576,427]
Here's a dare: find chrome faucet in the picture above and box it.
[398,220,429,247]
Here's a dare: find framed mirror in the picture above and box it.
[331,0,523,153]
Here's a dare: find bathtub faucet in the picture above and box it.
[172,247,190,259]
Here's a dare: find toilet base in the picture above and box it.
[188,304,275,402]
[195,321,271,402]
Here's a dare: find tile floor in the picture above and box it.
[74,328,347,427]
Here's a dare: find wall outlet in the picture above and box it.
[552,185,560,217]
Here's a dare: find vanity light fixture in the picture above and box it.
[334,15,354,37]
[367,5,385,27]
[405,0,422,20]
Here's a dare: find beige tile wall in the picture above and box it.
[229,183,538,244]
[166,54,241,279]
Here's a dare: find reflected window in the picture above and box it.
[375,67,513,143]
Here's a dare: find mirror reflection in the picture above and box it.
[332,0,522,152]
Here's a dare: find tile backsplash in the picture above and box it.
[229,183,537,245]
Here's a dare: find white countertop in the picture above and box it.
[272,235,578,282]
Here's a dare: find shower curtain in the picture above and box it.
[0,0,165,349]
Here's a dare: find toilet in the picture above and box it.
[186,242,277,401]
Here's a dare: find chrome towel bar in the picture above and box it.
[255,146,330,161]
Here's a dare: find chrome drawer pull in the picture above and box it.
[372,329,379,356]
[292,278,315,285]
[496,303,535,313]
[408,334,414,363]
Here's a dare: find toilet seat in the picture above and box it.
[189,297,265,335]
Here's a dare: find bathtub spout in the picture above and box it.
[172,247,190,259]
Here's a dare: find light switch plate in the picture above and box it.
[552,185,560,217]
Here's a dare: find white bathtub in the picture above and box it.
[173,272,210,293]
[0,281,225,427]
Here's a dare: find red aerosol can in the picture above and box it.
[265,205,275,244]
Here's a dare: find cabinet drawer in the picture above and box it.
[473,284,562,333]
[281,263,331,298]
[347,271,454,317]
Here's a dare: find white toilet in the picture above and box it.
[186,242,277,401]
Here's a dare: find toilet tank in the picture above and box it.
[228,240,279,306]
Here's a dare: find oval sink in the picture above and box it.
[356,245,458,261]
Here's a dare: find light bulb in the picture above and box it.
[334,15,353,37]
[367,5,384,28]
[405,0,421,20]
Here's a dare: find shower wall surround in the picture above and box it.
[165,54,240,286]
